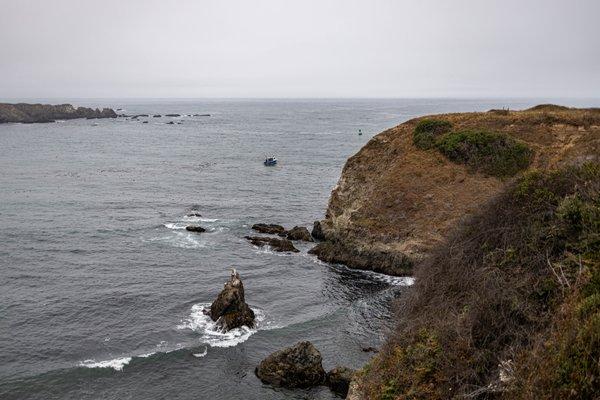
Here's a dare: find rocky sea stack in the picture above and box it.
[255,341,326,388]
[0,103,117,123]
[208,270,255,331]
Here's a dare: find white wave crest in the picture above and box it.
[164,222,187,230]
[177,303,265,348]
[145,231,205,249]
[79,356,132,371]
[193,347,208,358]
[305,253,415,286]
[182,216,218,223]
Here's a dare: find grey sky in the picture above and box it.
[1,0,599,98]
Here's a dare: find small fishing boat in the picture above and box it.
[264,156,277,166]
[358,129,363,136]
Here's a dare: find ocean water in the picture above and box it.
[1,98,597,399]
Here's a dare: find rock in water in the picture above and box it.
[251,223,286,235]
[244,236,299,252]
[326,366,355,397]
[209,269,255,331]
[185,225,206,233]
[311,220,325,240]
[255,341,325,388]
[286,226,313,242]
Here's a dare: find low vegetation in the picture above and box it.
[357,163,600,399]
[413,119,533,177]
[435,130,533,177]
[412,119,453,150]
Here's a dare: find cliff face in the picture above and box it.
[312,106,600,276]
[0,103,117,123]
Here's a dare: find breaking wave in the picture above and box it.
[177,303,266,348]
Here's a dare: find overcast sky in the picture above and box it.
[1,0,599,99]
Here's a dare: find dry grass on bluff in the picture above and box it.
[355,163,600,399]
[325,106,600,264]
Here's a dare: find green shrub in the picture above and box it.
[435,130,532,177]
[357,163,600,399]
[413,119,452,149]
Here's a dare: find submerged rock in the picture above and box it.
[165,113,180,117]
[185,225,206,233]
[251,223,286,235]
[209,269,255,331]
[186,212,202,217]
[286,226,313,242]
[166,121,175,125]
[326,366,355,397]
[255,341,325,388]
[153,114,161,118]
[245,236,299,252]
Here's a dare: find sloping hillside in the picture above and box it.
[351,162,599,399]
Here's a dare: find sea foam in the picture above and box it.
[79,356,132,371]
[177,303,265,348]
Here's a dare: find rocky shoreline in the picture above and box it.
[0,103,117,123]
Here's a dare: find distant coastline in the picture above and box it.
[0,103,117,124]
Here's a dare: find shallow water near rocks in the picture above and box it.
[1,98,593,399]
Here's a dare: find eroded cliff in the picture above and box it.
[312,105,600,276]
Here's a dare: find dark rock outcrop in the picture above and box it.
[186,212,202,217]
[165,113,180,117]
[185,226,206,233]
[286,226,313,242]
[153,114,162,117]
[311,220,325,240]
[245,236,299,252]
[326,366,355,397]
[255,341,326,388]
[166,121,175,125]
[0,103,117,124]
[209,269,255,331]
[251,223,286,235]
[308,240,413,276]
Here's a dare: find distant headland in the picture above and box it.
[0,103,117,124]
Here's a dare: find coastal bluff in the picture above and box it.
[0,103,117,123]
[312,105,600,276]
